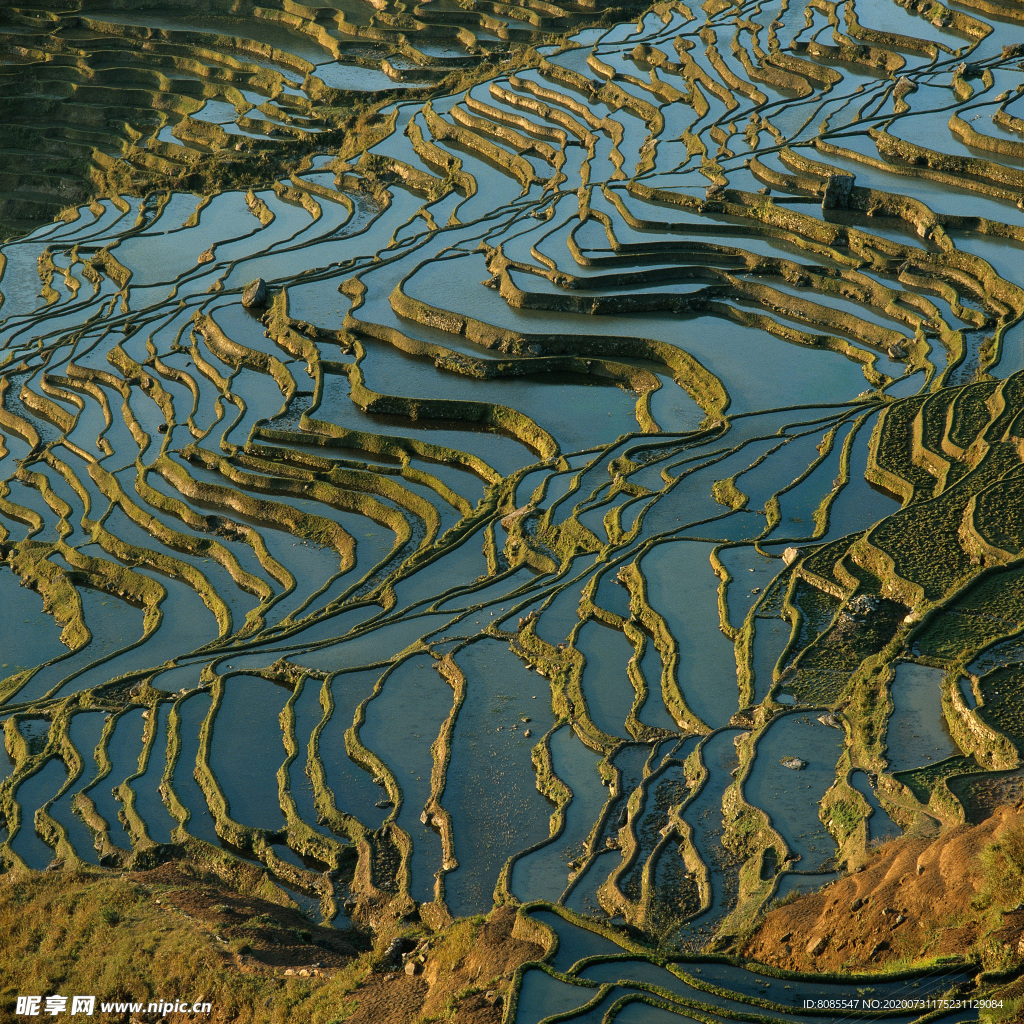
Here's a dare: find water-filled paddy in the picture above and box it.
[744,713,844,871]
[885,662,959,773]
[3,0,1023,1016]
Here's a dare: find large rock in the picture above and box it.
[893,76,916,100]
[821,174,853,211]
[242,277,268,309]
[841,593,880,623]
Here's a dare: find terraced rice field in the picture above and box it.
[1,0,1023,1018]
[0,0,658,237]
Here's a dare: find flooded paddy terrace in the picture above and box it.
[1,0,1023,1018]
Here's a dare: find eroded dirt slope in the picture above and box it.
[744,803,1024,978]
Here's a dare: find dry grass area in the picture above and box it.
[0,857,542,1023]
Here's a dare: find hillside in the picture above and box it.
[743,803,1024,1018]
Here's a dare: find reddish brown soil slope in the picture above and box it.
[743,803,1024,977]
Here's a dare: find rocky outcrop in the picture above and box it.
[242,277,268,309]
